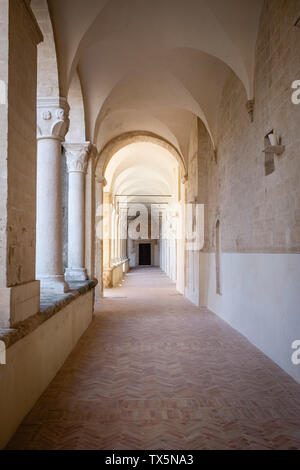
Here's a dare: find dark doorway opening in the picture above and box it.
[139,243,151,266]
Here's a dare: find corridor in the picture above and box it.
[6,268,300,450]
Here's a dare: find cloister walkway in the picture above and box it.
[7,268,300,449]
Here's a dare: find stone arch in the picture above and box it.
[66,0,260,101]
[95,131,188,183]
[31,0,60,97]
[65,70,86,142]
[91,62,216,151]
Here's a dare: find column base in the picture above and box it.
[38,275,70,294]
[65,268,88,282]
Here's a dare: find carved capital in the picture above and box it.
[63,142,91,174]
[37,97,70,141]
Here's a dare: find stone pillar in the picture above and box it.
[85,146,97,279]
[95,176,106,297]
[111,208,116,263]
[120,207,128,260]
[36,97,70,293]
[116,211,120,261]
[0,0,42,327]
[114,213,119,262]
[103,191,113,288]
[63,143,91,281]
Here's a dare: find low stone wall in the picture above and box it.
[0,280,97,449]
[112,263,124,287]
[103,259,129,288]
[123,259,130,274]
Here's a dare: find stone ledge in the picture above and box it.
[0,279,98,349]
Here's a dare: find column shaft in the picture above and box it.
[66,171,86,280]
[36,138,64,279]
[95,176,106,297]
[63,142,90,281]
[36,97,70,293]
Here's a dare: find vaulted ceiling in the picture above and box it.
[105,142,178,200]
[47,0,263,159]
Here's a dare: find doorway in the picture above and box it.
[139,243,151,266]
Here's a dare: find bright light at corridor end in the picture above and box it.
[96,202,205,251]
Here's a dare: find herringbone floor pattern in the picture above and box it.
[7,268,300,449]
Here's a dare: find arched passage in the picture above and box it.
[94,138,187,295]
[96,131,188,182]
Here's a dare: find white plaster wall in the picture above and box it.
[0,291,94,449]
[169,239,177,282]
[198,252,300,384]
[185,250,200,306]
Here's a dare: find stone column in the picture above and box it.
[103,191,113,288]
[95,176,106,297]
[120,207,128,260]
[114,213,119,263]
[117,213,121,261]
[36,97,70,293]
[63,143,91,281]
[85,146,97,279]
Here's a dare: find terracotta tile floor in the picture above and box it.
[7,268,300,450]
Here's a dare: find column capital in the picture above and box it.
[37,97,70,141]
[63,142,91,174]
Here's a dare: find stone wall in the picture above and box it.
[205,0,300,255]
[184,116,212,304]
[185,115,198,203]
[184,117,198,302]
[0,288,95,449]
[0,0,9,286]
[65,72,86,142]
[31,0,60,97]
[1,0,42,287]
[189,0,300,382]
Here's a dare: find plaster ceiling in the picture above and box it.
[104,142,178,198]
[48,0,263,157]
